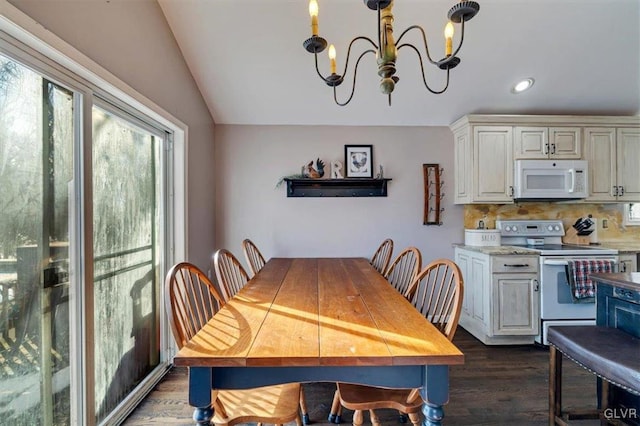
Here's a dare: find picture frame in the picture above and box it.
[344,144,373,178]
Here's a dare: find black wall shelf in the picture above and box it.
[284,178,391,197]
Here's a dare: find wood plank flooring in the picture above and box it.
[123,328,601,425]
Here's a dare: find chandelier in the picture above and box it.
[303,0,480,106]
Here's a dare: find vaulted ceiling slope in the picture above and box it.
[158,0,640,126]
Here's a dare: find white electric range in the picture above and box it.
[497,219,618,344]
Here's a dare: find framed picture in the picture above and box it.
[345,145,373,178]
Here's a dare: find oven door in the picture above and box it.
[539,256,618,319]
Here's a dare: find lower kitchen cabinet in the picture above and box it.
[455,247,540,344]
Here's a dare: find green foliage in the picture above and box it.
[275,173,305,188]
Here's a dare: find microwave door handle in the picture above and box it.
[568,168,575,193]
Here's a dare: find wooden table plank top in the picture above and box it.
[174,257,289,366]
[248,258,320,365]
[317,258,393,366]
[343,259,462,365]
[173,257,463,368]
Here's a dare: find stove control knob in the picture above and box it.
[504,226,511,232]
[511,226,518,232]
[554,225,561,231]
[547,225,554,231]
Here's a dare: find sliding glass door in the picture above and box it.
[0,54,74,425]
[91,104,165,424]
[0,49,173,425]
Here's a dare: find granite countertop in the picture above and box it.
[454,241,640,255]
[452,243,540,255]
[598,242,640,253]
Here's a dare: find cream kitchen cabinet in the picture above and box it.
[455,247,539,345]
[452,115,639,205]
[452,123,514,204]
[455,248,490,335]
[585,127,640,202]
[513,127,581,159]
[490,256,539,338]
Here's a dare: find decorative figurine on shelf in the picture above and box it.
[331,160,344,179]
[303,158,325,179]
[375,165,384,179]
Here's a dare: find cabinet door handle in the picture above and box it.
[544,143,549,155]
[509,186,514,197]
[550,143,556,155]
[503,264,531,268]
[619,186,624,196]
[613,186,619,196]
[532,279,539,292]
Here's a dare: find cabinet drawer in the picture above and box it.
[492,256,538,273]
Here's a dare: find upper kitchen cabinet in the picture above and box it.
[513,127,581,159]
[452,117,514,204]
[586,127,640,202]
[452,115,640,204]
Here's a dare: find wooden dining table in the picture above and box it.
[173,257,464,426]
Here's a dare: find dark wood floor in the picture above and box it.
[123,328,601,426]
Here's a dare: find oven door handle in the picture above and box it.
[543,259,618,266]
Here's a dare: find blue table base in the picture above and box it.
[187,364,451,426]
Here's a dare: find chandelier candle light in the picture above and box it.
[303,0,480,106]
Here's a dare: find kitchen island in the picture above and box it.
[592,272,640,425]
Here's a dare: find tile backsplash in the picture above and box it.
[464,203,640,242]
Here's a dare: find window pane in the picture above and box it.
[0,55,73,425]
[92,105,162,423]
[624,203,640,226]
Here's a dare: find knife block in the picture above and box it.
[562,227,591,245]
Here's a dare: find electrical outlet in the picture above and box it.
[602,219,608,229]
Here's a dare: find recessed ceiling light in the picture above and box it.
[512,78,535,94]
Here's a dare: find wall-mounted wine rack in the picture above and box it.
[423,164,444,225]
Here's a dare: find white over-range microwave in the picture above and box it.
[514,159,588,200]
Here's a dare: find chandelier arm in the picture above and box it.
[396,25,439,66]
[398,44,451,94]
[311,37,377,89]
[333,49,376,106]
[313,51,331,83]
[340,36,378,78]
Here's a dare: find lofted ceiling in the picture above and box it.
[158,0,640,127]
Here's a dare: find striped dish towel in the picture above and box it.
[566,259,614,300]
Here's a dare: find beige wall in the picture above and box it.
[214,125,465,267]
[8,0,216,271]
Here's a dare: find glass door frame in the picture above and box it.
[0,12,188,424]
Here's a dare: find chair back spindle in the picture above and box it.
[384,247,422,298]
[405,259,464,340]
[370,238,394,275]
[213,249,250,302]
[242,238,267,277]
[165,262,225,349]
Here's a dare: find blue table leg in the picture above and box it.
[420,365,449,426]
[189,367,214,426]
